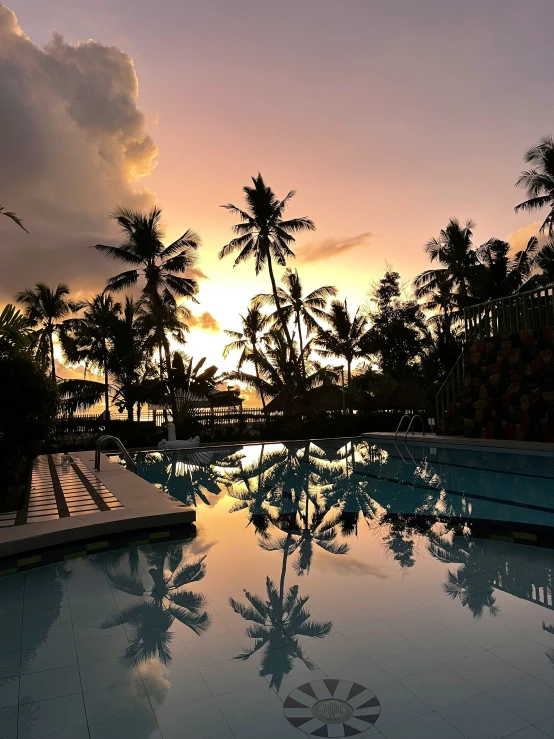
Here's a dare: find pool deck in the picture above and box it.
[0,451,195,559]
[362,431,554,454]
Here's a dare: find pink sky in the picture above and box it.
[3,0,554,370]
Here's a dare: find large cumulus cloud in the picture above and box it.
[0,4,158,299]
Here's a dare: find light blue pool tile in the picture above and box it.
[438,693,528,739]
[0,704,18,739]
[380,711,467,738]
[19,665,81,704]
[0,629,21,654]
[0,599,23,633]
[22,621,75,650]
[0,574,25,602]
[145,665,211,711]
[79,655,138,692]
[0,676,19,707]
[20,642,77,675]
[76,631,129,665]
[155,696,232,739]
[187,633,242,668]
[18,693,87,738]
[23,592,69,614]
[72,618,125,643]
[33,730,90,739]
[83,680,153,725]
[0,650,20,678]
[199,657,265,697]
[22,606,72,631]
[88,713,162,739]
[214,684,284,732]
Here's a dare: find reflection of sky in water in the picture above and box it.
[3,438,554,738]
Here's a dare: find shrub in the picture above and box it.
[0,353,59,509]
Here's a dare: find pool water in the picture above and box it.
[1,439,553,738]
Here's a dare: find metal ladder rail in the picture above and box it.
[394,414,412,440]
[403,414,425,442]
[95,435,137,473]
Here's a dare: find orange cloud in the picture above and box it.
[296,232,372,263]
[188,311,220,333]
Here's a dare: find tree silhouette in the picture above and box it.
[515,135,554,236]
[102,541,211,666]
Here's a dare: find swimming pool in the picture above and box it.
[2,438,553,738]
[129,438,554,535]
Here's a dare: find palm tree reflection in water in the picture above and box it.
[102,541,211,666]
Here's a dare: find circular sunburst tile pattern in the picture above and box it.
[283,679,381,737]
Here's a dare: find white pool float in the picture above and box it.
[158,424,200,450]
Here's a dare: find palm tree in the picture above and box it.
[473,237,540,300]
[61,293,121,419]
[226,328,338,412]
[223,307,271,409]
[515,135,554,236]
[413,219,480,310]
[16,283,82,381]
[0,205,29,233]
[0,304,31,351]
[314,299,367,385]
[107,297,156,421]
[101,541,210,666]
[219,174,315,359]
[92,206,200,419]
[254,269,337,377]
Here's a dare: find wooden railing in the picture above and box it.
[436,283,554,433]
[435,350,464,433]
[464,284,554,341]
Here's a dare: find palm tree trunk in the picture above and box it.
[49,329,56,382]
[296,311,306,379]
[252,340,267,410]
[162,335,178,421]
[103,354,110,420]
[347,358,352,386]
[279,533,292,602]
[126,400,134,422]
[266,254,294,356]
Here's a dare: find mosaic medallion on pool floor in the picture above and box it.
[284,679,381,737]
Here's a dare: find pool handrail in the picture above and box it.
[95,435,137,474]
[394,414,426,442]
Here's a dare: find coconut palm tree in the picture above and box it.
[313,299,367,385]
[0,205,28,233]
[226,328,338,412]
[92,206,200,418]
[253,269,337,377]
[473,236,540,300]
[223,307,271,409]
[60,293,121,419]
[413,219,481,310]
[0,304,31,351]
[107,297,156,421]
[101,541,210,666]
[16,283,82,381]
[219,174,315,359]
[515,135,554,236]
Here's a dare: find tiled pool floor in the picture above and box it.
[1,474,553,738]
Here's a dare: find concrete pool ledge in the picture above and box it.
[0,450,195,559]
[362,431,554,455]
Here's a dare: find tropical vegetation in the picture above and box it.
[2,135,554,451]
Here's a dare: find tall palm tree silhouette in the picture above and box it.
[223,307,271,409]
[61,292,121,418]
[219,174,315,361]
[427,532,499,618]
[314,299,367,385]
[92,206,200,418]
[102,541,211,666]
[254,269,337,377]
[515,135,554,236]
[16,282,82,381]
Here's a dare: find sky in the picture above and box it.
[1,0,553,375]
